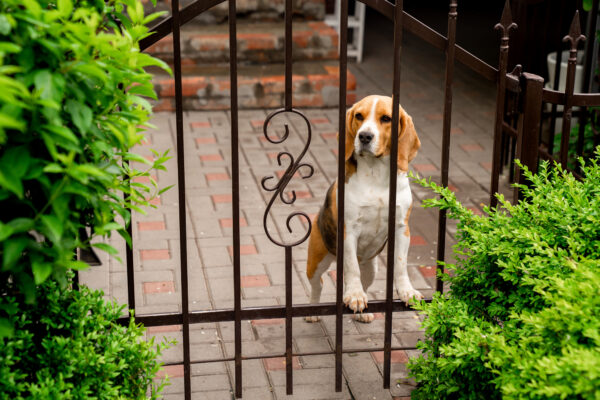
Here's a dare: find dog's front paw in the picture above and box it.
[354,313,375,323]
[397,285,423,305]
[305,316,320,323]
[343,287,368,312]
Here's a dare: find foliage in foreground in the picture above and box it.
[0,0,171,335]
[409,152,600,399]
[0,277,173,399]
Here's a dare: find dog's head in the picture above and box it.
[344,95,420,172]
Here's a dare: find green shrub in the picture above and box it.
[408,151,600,399]
[0,0,171,335]
[0,275,173,399]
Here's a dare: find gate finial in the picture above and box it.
[495,0,517,44]
[563,11,586,51]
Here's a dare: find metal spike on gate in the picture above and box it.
[495,0,517,45]
[563,10,586,50]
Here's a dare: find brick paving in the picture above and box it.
[79,15,515,400]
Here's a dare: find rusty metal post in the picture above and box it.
[514,72,543,203]
[559,11,586,168]
[490,0,517,208]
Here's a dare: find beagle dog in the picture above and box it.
[305,95,423,323]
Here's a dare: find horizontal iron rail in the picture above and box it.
[158,346,420,366]
[139,0,497,81]
[542,88,600,107]
[117,298,429,326]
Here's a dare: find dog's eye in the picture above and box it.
[355,113,364,121]
[380,115,391,123]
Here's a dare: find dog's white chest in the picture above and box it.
[343,157,412,260]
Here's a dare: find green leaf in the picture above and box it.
[0,221,14,241]
[0,42,21,54]
[41,214,63,243]
[0,15,12,36]
[92,242,118,255]
[69,260,89,270]
[3,237,28,271]
[57,0,73,17]
[128,83,157,100]
[0,318,14,339]
[32,260,52,285]
[0,167,23,198]
[0,113,25,131]
[65,99,93,134]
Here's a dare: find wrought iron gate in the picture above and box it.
[107,0,600,398]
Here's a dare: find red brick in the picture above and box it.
[251,318,285,326]
[141,137,152,145]
[447,184,459,192]
[250,119,264,128]
[200,154,223,162]
[320,132,337,140]
[413,164,437,172]
[267,152,279,159]
[467,206,484,216]
[408,92,426,99]
[133,174,157,184]
[371,350,408,364]
[393,397,412,400]
[288,191,311,200]
[328,270,337,282]
[419,265,437,278]
[147,325,182,334]
[195,137,216,145]
[240,274,270,288]
[450,127,464,135]
[190,121,211,129]
[148,196,161,206]
[228,245,258,256]
[140,249,170,260]
[156,364,184,379]
[332,149,339,156]
[144,155,154,162]
[310,117,330,125]
[212,194,232,203]
[425,113,443,121]
[206,173,229,181]
[219,218,248,228]
[263,357,302,371]
[373,312,385,320]
[460,143,483,152]
[143,281,175,294]
[410,236,427,246]
[138,221,166,231]
[480,161,492,171]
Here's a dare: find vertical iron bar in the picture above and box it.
[228,0,242,396]
[126,214,135,312]
[170,0,192,397]
[514,73,544,203]
[576,0,598,163]
[560,12,585,168]
[435,0,457,294]
[335,0,349,392]
[490,0,516,208]
[285,246,293,395]
[548,47,563,155]
[284,0,293,110]
[383,0,403,389]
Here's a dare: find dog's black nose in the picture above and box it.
[359,132,373,144]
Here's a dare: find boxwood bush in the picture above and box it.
[0,0,170,333]
[0,276,172,399]
[409,153,600,399]
[0,0,174,397]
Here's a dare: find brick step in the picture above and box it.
[144,0,325,25]
[146,21,338,65]
[151,61,356,110]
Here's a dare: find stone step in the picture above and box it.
[150,61,356,110]
[144,0,325,25]
[146,21,338,65]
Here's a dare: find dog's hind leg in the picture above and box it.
[355,257,378,323]
[305,219,334,323]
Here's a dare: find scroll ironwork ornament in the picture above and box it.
[563,11,586,54]
[495,0,517,50]
[261,108,314,247]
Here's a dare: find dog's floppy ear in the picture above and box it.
[343,103,357,161]
[397,106,420,172]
